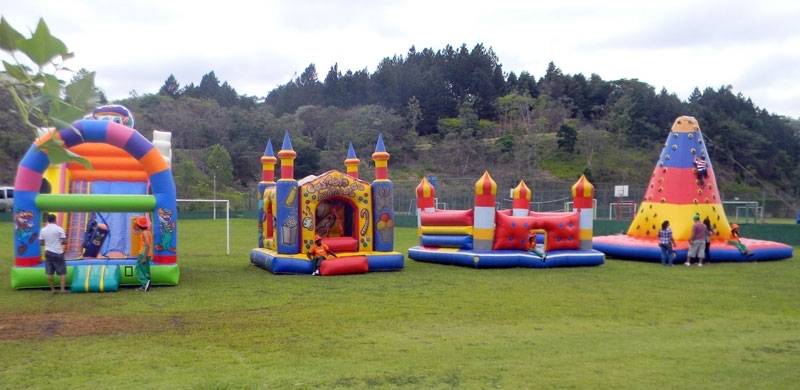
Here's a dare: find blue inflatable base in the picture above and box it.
[408,246,605,268]
[593,235,794,263]
[250,249,404,275]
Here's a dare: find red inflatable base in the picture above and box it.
[321,237,359,252]
[320,256,369,276]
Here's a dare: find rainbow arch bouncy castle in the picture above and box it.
[593,116,793,262]
[408,172,605,268]
[250,132,403,276]
[11,106,179,289]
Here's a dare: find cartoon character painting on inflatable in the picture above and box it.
[250,132,403,276]
[408,172,605,268]
[11,105,179,289]
[593,116,793,262]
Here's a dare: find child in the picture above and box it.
[307,235,337,276]
[658,220,677,266]
[693,156,708,185]
[728,224,751,256]
[703,217,714,263]
[133,216,153,291]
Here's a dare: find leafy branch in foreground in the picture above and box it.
[0,16,97,166]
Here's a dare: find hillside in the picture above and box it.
[1,44,798,215]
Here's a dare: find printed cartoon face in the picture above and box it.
[91,104,135,128]
[14,211,34,231]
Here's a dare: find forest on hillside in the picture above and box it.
[1,43,799,211]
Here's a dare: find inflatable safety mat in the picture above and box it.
[70,264,120,293]
[320,256,369,276]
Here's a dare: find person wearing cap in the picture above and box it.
[307,235,337,276]
[686,213,707,267]
[133,216,153,291]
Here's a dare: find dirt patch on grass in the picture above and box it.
[0,313,162,340]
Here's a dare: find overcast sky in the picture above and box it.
[3,0,799,118]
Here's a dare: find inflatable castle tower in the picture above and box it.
[251,132,404,275]
[408,172,605,268]
[593,116,793,262]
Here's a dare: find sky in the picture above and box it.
[3,0,799,118]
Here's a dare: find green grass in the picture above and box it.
[1,219,799,388]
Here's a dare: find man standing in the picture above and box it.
[40,214,68,293]
[686,214,707,267]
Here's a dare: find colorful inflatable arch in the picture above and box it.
[593,116,793,262]
[408,173,605,268]
[250,132,403,276]
[11,112,178,289]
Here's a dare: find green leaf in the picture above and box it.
[0,17,24,51]
[6,85,31,128]
[15,18,69,66]
[41,73,61,98]
[36,133,92,168]
[2,61,31,82]
[49,98,84,124]
[65,70,95,107]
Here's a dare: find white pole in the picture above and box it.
[213,174,217,220]
[226,200,230,255]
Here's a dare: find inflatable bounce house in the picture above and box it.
[408,172,605,268]
[11,105,179,289]
[250,133,403,276]
[593,116,793,262]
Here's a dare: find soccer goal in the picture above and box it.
[176,199,230,255]
[609,201,638,220]
[722,201,762,224]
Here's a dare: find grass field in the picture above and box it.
[1,219,798,388]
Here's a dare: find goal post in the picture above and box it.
[176,198,230,255]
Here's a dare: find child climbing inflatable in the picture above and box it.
[593,116,793,262]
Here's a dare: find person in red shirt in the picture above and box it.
[307,235,337,276]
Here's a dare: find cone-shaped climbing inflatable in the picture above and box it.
[593,116,793,262]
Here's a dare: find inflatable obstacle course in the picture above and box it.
[593,116,793,262]
[10,105,179,289]
[408,173,605,268]
[250,133,403,276]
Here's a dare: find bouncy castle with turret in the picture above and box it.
[593,116,793,262]
[11,105,179,289]
[250,132,404,275]
[408,172,605,268]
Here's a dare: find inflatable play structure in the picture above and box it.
[593,116,793,262]
[11,105,179,289]
[250,133,403,276]
[408,173,605,268]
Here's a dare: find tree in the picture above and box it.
[204,143,234,186]
[406,96,422,134]
[557,123,577,153]
[158,74,180,98]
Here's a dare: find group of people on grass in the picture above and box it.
[39,213,154,293]
[658,214,750,267]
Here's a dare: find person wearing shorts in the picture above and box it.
[40,213,67,293]
[686,214,707,267]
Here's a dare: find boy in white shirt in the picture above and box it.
[40,214,67,293]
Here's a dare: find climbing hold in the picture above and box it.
[690,148,696,154]
[692,199,698,204]
[687,133,694,139]
[671,144,678,151]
